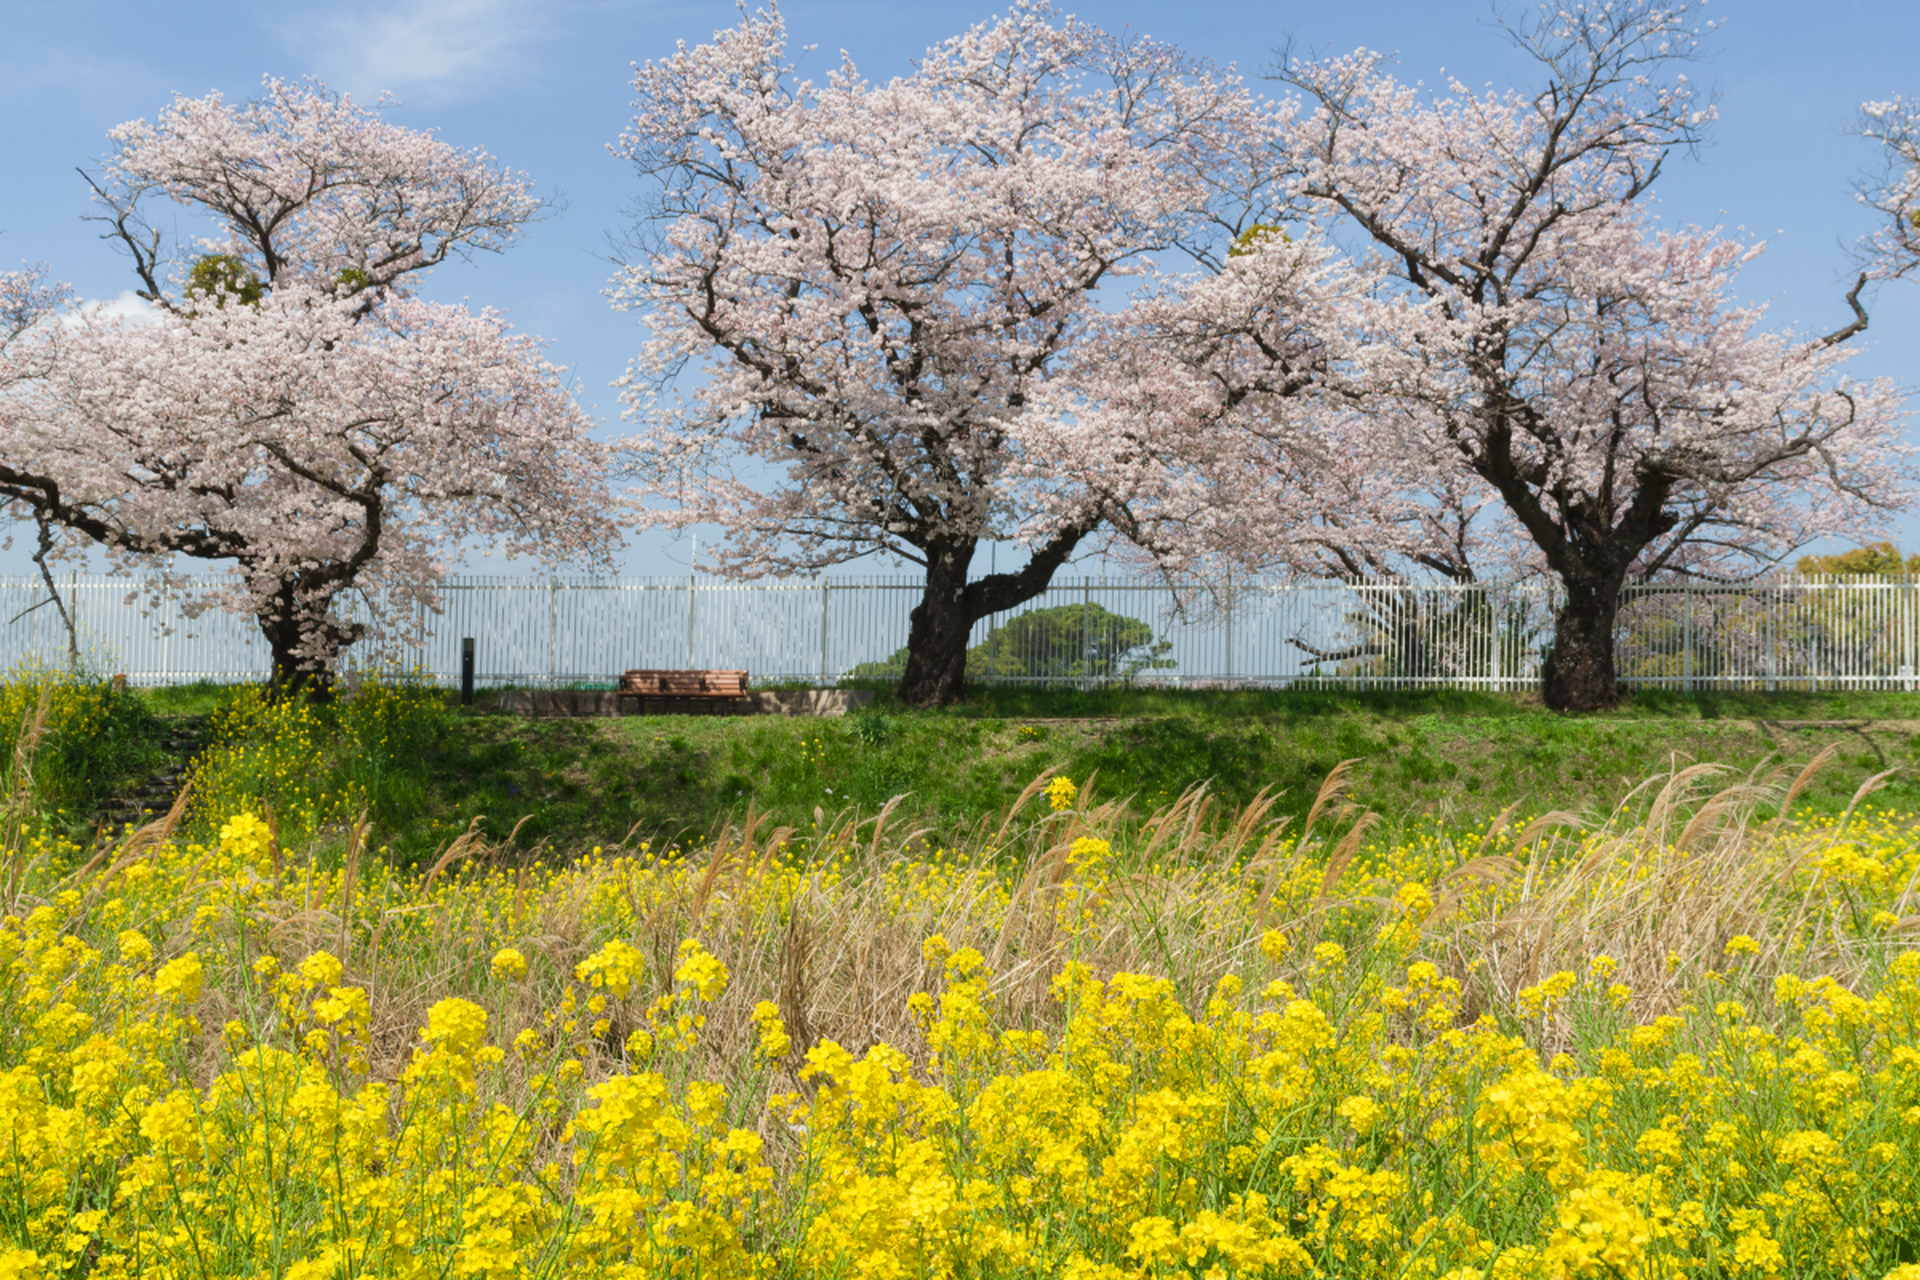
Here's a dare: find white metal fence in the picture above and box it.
[1,573,1915,691]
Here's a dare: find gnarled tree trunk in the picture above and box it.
[897,555,976,707]
[894,525,1093,707]
[1542,571,1628,711]
[258,575,366,702]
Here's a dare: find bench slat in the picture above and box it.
[618,668,751,699]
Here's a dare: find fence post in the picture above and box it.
[1769,582,1778,693]
[1083,581,1092,690]
[1683,581,1693,692]
[461,637,475,706]
[1224,571,1234,685]
[549,579,559,688]
[1491,587,1503,690]
[687,573,697,669]
[1896,571,1912,690]
[819,581,829,687]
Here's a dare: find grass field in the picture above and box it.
[106,680,1920,865]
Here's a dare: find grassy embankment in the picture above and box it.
[98,679,1920,866]
[0,667,1917,1275]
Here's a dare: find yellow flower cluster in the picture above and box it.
[0,844,772,1278]
[1046,775,1078,811]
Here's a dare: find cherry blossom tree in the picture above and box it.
[0,269,62,356]
[1858,96,1920,280]
[1236,1,1915,710]
[610,4,1314,706]
[0,266,85,657]
[0,79,617,694]
[0,267,66,461]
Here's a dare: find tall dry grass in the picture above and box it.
[74,744,1899,1108]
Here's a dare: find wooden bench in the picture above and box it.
[617,669,753,715]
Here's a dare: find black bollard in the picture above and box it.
[461,637,475,707]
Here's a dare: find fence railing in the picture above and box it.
[0,573,1915,691]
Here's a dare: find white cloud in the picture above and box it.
[92,290,161,322]
[57,290,162,328]
[287,0,550,103]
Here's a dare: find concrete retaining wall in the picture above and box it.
[496,690,623,717]
[497,689,874,718]
[751,690,875,717]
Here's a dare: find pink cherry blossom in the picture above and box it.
[1858,96,1920,281]
[0,79,615,692]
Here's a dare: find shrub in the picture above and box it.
[188,673,449,849]
[848,603,1176,684]
[0,659,160,820]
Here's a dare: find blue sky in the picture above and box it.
[3,0,1917,578]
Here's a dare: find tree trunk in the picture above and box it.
[260,608,332,701]
[897,549,976,707]
[893,525,1095,707]
[258,576,363,702]
[1542,574,1626,711]
[30,517,78,666]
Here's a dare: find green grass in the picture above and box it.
[144,680,241,718]
[167,681,1920,862]
[0,670,173,832]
